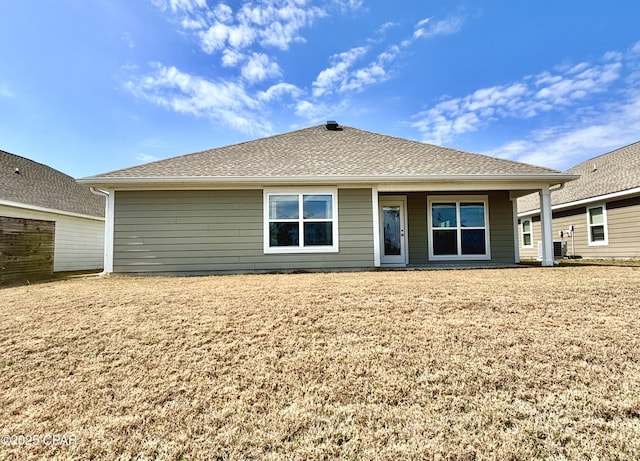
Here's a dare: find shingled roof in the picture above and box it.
[518,141,640,214]
[1,149,104,218]
[80,125,571,185]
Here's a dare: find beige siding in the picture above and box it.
[406,193,428,265]
[488,191,517,263]
[0,204,104,271]
[113,189,374,273]
[518,194,640,259]
[400,190,515,264]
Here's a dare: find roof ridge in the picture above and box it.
[566,140,640,172]
[88,125,325,178]
[0,148,81,182]
[343,126,562,173]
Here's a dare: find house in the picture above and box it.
[78,123,577,274]
[1,149,105,273]
[517,141,640,259]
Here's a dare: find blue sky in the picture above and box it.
[1,0,639,178]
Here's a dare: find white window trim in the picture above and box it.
[587,203,608,246]
[427,195,491,261]
[521,218,534,249]
[263,187,339,254]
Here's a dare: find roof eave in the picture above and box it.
[78,173,579,189]
[517,184,640,217]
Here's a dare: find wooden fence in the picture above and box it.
[0,216,55,285]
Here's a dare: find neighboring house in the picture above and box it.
[1,149,105,272]
[517,141,640,259]
[78,123,577,274]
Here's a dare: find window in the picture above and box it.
[428,196,490,260]
[264,188,339,253]
[521,219,533,248]
[587,204,608,245]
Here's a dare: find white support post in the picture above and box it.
[512,198,520,263]
[539,186,554,267]
[103,190,115,274]
[371,186,381,267]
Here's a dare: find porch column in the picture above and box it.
[539,186,554,267]
[372,186,381,267]
[103,190,115,274]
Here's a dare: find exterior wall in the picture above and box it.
[112,189,374,273]
[0,204,104,271]
[399,190,515,264]
[518,194,640,259]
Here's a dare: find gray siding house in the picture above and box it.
[518,141,640,260]
[1,149,105,272]
[79,123,577,273]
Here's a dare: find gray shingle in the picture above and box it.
[83,125,564,180]
[1,150,105,217]
[518,141,640,213]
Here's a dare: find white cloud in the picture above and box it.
[416,18,430,28]
[199,22,232,53]
[294,99,348,122]
[311,43,403,98]
[257,83,302,102]
[151,0,206,13]
[126,64,272,134]
[312,46,367,97]
[146,3,464,129]
[414,16,462,40]
[241,53,281,83]
[412,50,628,146]
[0,82,14,98]
[485,89,640,170]
[166,0,327,59]
[181,17,206,29]
[221,49,245,67]
[331,0,363,11]
[339,61,386,93]
[136,153,160,163]
[213,3,233,23]
[377,22,399,34]
[425,17,463,37]
[121,32,134,49]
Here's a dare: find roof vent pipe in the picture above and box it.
[326,120,340,130]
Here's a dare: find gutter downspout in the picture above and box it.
[90,188,113,276]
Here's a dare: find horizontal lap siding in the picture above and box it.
[407,193,428,265]
[488,191,516,263]
[113,189,374,273]
[518,194,640,259]
[51,217,104,271]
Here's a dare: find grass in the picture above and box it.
[1,266,639,460]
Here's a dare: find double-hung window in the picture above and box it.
[428,196,491,260]
[587,204,608,245]
[521,219,533,248]
[264,188,339,253]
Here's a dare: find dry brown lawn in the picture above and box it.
[1,266,639,460]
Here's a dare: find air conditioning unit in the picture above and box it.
[537,241,567,260]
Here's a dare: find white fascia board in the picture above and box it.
[0,199,105,221]
[77,174,579,191]
[517,186,640,218]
